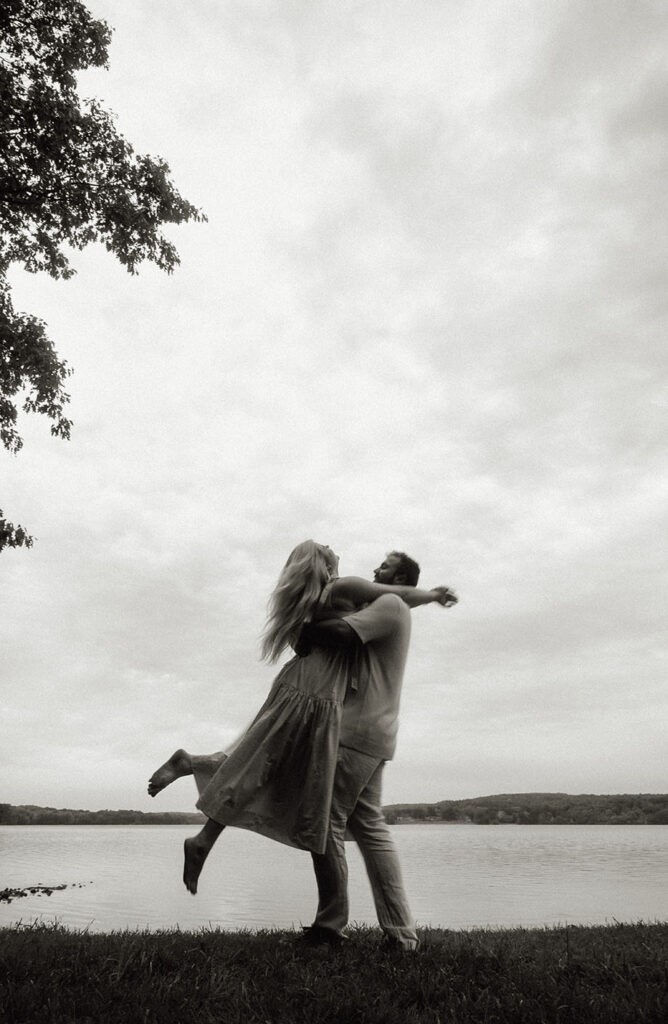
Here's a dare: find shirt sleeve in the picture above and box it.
[343,594,403,645]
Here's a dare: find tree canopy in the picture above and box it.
[0,0,205,550]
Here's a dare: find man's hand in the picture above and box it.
[295,623,313,658]
[295,618,361,655]
[431,586,458,607]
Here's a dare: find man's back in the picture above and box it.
[339,593,411,760]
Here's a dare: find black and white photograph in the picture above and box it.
[2,1,667,1020]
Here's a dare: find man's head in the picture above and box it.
[373,551,420,587]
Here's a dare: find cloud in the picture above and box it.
[2,0,667,809]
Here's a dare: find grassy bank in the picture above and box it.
[1,922,667,1023]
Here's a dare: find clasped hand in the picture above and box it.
[432,586,458,607]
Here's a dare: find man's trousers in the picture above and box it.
[310,745,418,949]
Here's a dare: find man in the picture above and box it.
[296,551,456,951]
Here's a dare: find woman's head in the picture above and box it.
[284,540,339,581]
[322,544,340,579]
[260,540,339,662]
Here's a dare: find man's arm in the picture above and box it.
[297,593,403,657]
[295,618,362,658]
[331,577,457,609]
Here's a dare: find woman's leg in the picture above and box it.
[148,749,227,797]
[147,749,193,796]
[183,817,226,894]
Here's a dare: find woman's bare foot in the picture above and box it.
[147,749,192,797]
[183,836,209,895]
[182,819,225,894]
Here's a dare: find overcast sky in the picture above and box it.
[2,0,667,812]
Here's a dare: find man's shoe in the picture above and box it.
[380,934,419,954]
[295,925,348,949]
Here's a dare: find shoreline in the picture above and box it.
[4,817,668,826]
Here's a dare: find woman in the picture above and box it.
[148,540,454,894]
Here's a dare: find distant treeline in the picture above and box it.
[0,804,206,826]
[3,793,668,826]
[384,793,668,825]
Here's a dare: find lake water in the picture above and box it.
[1,824,667,933]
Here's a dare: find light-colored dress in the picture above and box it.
[192,585,361,854]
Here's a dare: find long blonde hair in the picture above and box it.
[261,540,335,663]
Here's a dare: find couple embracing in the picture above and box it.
[148,541,457,951]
